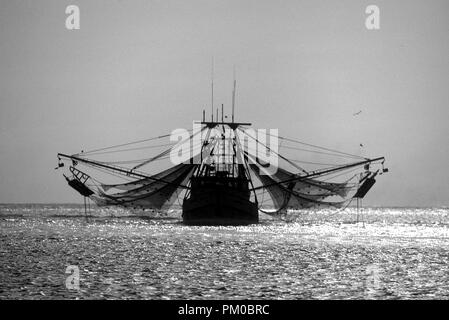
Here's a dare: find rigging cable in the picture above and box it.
[77,132,181,156]
[264,132,366,160]
[237,128,308,174]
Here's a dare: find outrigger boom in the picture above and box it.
[250,156,385,191]
[57,153,192,189]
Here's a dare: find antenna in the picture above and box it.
[232,65,236,123]
[221,104,224,122]
[211,57,214,122]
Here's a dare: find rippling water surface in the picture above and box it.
[1,204,449,299]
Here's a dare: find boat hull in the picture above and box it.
[182,187,259,226]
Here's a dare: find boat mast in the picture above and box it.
[211,57,214,122]
[232,66,236,123]
[231,67,237,175]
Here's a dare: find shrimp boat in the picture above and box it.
[56,81,388,225]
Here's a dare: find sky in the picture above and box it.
[0,0,448,206]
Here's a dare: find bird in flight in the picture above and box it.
[353,110,362,116]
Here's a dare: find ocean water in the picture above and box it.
[1,204,449,300]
